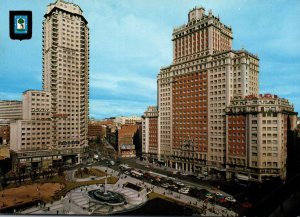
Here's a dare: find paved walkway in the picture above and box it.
[21,182,147,215]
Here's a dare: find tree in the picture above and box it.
[18,18,24,24]
[77,168,83,178]
[18,18,25,29]
[83,167,89,175]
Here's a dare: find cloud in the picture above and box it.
[90,71,157,103]
[86,2,172,68]
[90,99,148,119]
[0,0,299,117]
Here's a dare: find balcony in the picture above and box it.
[52,33,58,39]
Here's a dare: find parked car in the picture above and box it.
[205,192,214,199]
[215,192,224,198]
[175,181,185,187]
[161,183,170,188]
[225,196,236,203]
[178,188,189,194]
[168,184,178,191]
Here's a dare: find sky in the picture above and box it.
[0,0,299,119]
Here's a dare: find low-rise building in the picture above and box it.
[88,123,103,141]
[118,125,140,158]
[0,125,10,145]
[115,116,142,126]
[225,94,297,182]
[107,126,118,151]
[142,106,159,161]
[0,100,22,120]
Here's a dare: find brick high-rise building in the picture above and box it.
[157,7,259,174]
[10,0,89,171]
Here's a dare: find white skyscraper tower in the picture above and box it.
[10,0,89,170]
[43,0,89,155]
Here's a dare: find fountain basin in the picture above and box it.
[88,189,126,206]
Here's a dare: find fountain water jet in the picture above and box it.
[88,177,126,206]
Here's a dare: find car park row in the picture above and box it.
[118,164,237,210]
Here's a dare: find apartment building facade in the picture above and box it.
[0,125,10,145]
[9,0,89,171]
[141,6,298,182]
[115,116,142,126]
[142,106,159,160]
[0,100,22,120]
[226,94,297,181]
[118,125,140,158]
[157,7,259,173]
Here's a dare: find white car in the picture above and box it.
[225,196,236,202]
[178,188,189,194]
[175,181,185,187]
[161,183,170,188]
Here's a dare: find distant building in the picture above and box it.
[0,100,22,120]
[115,116,142,126]
[0,145,10,160]
[225,94,297,182]
[88,123,104,141]
[118,125,140,158]
[106,126,118,151]
[90,118,115,126]
[142,106,159,160]
[0,125,10,145]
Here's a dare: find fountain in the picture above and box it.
[88,177,126,206]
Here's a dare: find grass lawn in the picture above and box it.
[74,168,107,179]
[0,182,63,211]
[0,174,118,211]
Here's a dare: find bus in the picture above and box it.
[131,170,143,178]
